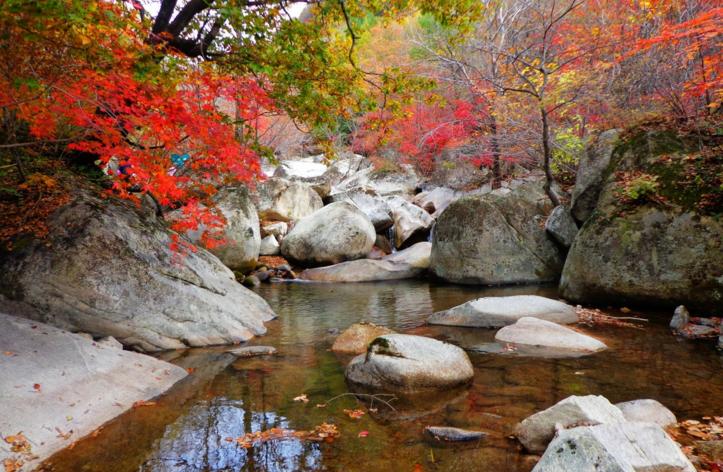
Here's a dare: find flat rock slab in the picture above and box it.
[495,317,607,355]
[424,426,486,442]
[615,399,677,428]
[428,295,577,328]
[345,334,473,392]
[227,345,277,357]
[0,313,187,470]
[516,395,626,452]
[533,422,695,472]
[331,323,396,354]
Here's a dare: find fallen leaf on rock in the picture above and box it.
[358,431,369,438]
[293,394,309,403]
[3,351,14,356]
[3,458,24,472]
[55,427,73,440]
[32,383,41,392]
[316,403,327,408]
[132,400,157,408]
[186,367,195,374]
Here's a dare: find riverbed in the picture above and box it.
[42,281,723,471]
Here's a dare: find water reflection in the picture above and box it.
[141,400,321,472]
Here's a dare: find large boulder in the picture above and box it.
[544,205,578,248]
[259,235,280,256]
[495,317,607,355]
[386,196,434,248]
[428,295,577,328]
[280,201,376,265]
[570,129,621,224]
[345,334,474,392]
[0,189,276,352]
[273,157,328,181]
[533,422,695,472]
[299,242,431,282]
[331,322,396,354]
[560,129,723,312]
[430,180,565,284]
[179,186,260,272]
[615,399,677,428]
[412,187,460,218]
[329,189,393,231]
[0,313,187,470]
[331,163,419,197]
[254,177,323,222]
[516,395,626,452]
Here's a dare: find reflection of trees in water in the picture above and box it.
[140,398,321,472]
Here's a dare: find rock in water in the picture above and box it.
[428,295,577,328]
[560,129,723,313]
[0,188,276,352]
[331,322,396,354]
[254,177,323,222]
[430,180,564,285]
[516,395,626,452]
[670,305,690,331]
[280,201,376,265]
[424,426,486,442]
[0,313,187,469]
[570,129,621,224]
[227,345,277,357]
[544,205,578,248]
[345,334,474,392]
[299,242,431,282]
[495,317,607,355]
[532,422,695,472]
[615,399,677,428]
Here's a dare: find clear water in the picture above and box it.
[43,281,723,471]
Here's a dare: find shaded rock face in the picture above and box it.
[280,201,376,265]
[299,242,431,283]
[532,422,695,472]
[560,131,723,313]
[386,196,434,248]
[331,322,396,354]
[570,129,621,224]
[345,334,474,392]
[0,189,276,352]
[615,399,677,428]
[428,295,577,328]
[259,235,280,256]
[0,314,187,470]
[495,317,607,356]
[544,206,578,248]
[516,395,626,453]
[254,177,323,222]
[184,186,260,272]
[412,187,460,218]
[430,180,565,285]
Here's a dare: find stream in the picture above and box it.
[42,281,723,471]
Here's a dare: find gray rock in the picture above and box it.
[412,187,460,218]
[281,201,376,265]
[615,399,677,428]
[255,177,323,222]
[299,242,431,282]
[332,163,419,197]
[345,334,474,392]
[0,188,276,352]
[545,205,578,248]
[495,317,607,356]
[273,158,328,181]
[429,295,577,328]
[386,196,434,248]
[242,274,260,288]
[532,422,695,472]
[670,305,690,331]
[96,336,123,350]
[227,345,277,357]
[570,129,621,224]
[424,426,486,442]
[431,180,564,285]
[178,186,260,272]
[262,221,288,238]
[259,235,280,256]
[329,189,393,231]
[331,322,396,354]
[516,395,626,452]
[0,313,187,470]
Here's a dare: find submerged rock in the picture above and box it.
[280,201,376,265]
[430,180,564,285]
[345,334,474,392]
[495,317,607,356]
[670,305,691,330]
[532,422,695,472]
[0,188,276,351]
[428,295,577,328]
[331,322,396,354]
[0,313,187,470]
[227,345,277,357]
[516,395,626,452]
[544,205,578,248]
[615,399,677,428]
[424,426,486,443]
[299,242,431,282]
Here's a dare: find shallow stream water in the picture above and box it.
[43,281,723,471]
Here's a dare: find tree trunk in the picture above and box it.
[540,107,561,207]
[489,115,502,188]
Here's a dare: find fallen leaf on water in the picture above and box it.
[412,464,424,472]
[132,400,157,408]
[358,430,369,438]
[293,394,309,403]
[343,409,365,420]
